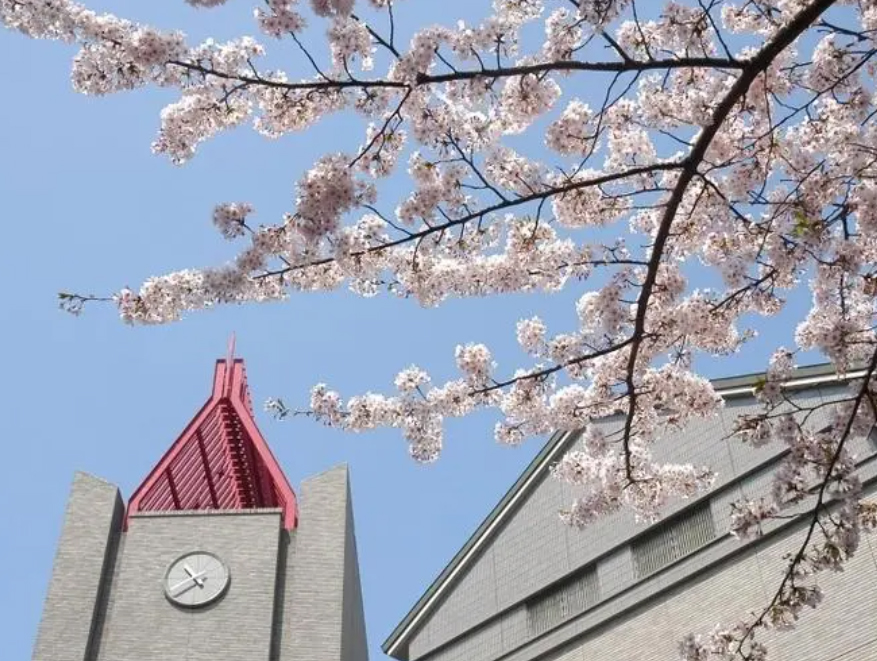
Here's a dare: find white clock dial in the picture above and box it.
[164,551,230,608]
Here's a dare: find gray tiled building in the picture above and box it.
[33,354,368,661]
[384,365,877,661]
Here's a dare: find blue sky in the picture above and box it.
[0,3,818,659]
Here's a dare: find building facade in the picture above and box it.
[33,354,368,661]
[384,365,877,661]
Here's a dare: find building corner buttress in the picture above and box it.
[33,472,123,661]
[282,464,369,661]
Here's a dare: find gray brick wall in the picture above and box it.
[33,472,123,661]
[406,386,877,661]
[283,464,369,661]
[540,518,877,661]
[271,529,297,661]
[418,483,877,661]
[35,462,370,661]
[341,479,369,661]
[96,509,284,661]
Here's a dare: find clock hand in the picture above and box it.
[170,570,208,595]
[184,563,206,587]
[171,580,200,599]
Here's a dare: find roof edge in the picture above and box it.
[381,362,863,658]
[227,366,299,529]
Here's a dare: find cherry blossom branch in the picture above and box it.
[618,0,839,482]
[57,292,114,316]
[471,335,640,395]
[732,348,877,657]
[166,54,746,95]
[349,88,411,169]
[253,160,682,279]
[351,10,399,58]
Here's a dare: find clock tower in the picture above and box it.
[32,351,369,661]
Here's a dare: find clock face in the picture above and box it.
[164,551,230,608]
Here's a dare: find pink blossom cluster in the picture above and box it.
[255,0,306,38]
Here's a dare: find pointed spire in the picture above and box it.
[126,348,298,529]
[224,332,236,397]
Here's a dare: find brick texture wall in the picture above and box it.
[283,464,369,661]
[96,509,284,661]
[34,464,369,661]
[544,523,877,661]
[33,472,123,661]
[405,385,877,661]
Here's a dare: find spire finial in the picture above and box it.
[227,332,236,364]
[221,333,237,397]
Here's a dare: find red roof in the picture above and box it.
[127,353,298,529]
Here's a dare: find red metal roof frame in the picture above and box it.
[126,355,298,530]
